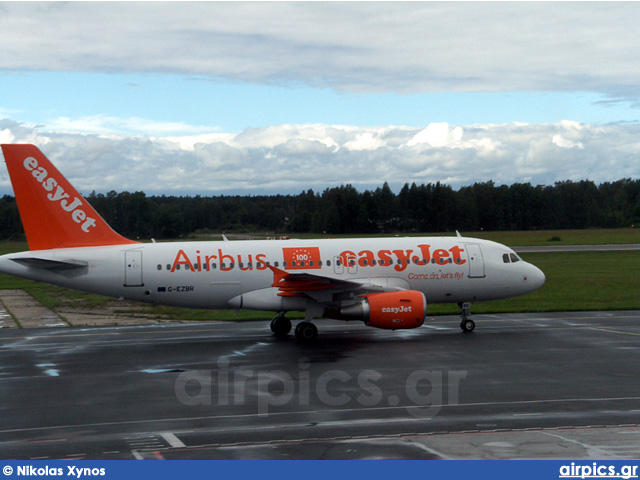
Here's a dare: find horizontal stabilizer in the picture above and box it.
[11,257,89,277]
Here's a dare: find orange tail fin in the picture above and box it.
[1,144,139,250]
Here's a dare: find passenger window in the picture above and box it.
[326,260,331,267]
[503,254,510,263]
[166,264,171,270]
[157,264,162,271]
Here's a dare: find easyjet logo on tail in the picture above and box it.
[23,157,97,233]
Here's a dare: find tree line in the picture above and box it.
[0,179,639,240]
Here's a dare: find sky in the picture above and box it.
[1,1,639,195]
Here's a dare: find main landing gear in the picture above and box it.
[270,314,318,342]
[270,314,291,338]
[294,321,318,342]
[459,302,475,333]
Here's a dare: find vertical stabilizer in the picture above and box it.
[1,144,139,250]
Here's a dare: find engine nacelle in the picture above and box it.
[327,290,426,330]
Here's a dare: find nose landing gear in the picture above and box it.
[459,302,475,333]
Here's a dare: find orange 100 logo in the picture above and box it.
[282,247,322,269]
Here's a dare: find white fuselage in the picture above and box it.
[0,236,545,313]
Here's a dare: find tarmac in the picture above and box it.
[1,309,639,460]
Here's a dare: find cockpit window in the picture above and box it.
[503,253,510,263]
[510,253,520,263]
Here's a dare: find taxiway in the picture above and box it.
[1,311,640,459]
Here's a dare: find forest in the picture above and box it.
[0,179,639,240]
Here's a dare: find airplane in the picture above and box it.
[0,144,545,341]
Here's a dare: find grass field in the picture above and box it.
[0,229,638,322]
[460,228,640,247]
[428,250,640,315]
[263,227,640,246]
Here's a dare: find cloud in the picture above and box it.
[344,132,386,151]
[44,115,215,137]
[552,134,584,150]
[1,3,640,97]
[1,118,639,195]
[407,123,464,148]
[0,128,15,144]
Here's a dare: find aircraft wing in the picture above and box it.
[268,265,407,303]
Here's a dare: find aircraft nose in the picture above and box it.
[526,264,546,291]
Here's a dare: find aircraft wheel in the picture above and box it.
[270,316,291,337]
[295,322,318,342]
[460,319,475,333]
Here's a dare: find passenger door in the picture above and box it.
[465,243,485,278]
